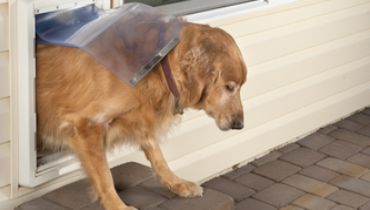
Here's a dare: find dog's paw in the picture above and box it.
[168,180,203,198]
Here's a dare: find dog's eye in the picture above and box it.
[226,85,234,92]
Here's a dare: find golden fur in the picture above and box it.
[37,22,247,210]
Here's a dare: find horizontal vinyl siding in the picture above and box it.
[0,0,9,205]
[0,99,9,202]
[0,186,9,203]
[218,0,370,38]
[0,98,9,144]
[242,30,370,99]
[237,2,370,66]
[0,52,9,98]
[0,3,8,52]
[169,0,370,181]
[0,142,10,188]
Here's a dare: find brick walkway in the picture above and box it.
[16,108,370,210]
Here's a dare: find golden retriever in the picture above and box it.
[36,22,247,210]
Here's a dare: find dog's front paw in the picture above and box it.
[167,180,203,198]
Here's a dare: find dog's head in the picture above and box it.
[176,23,247,131]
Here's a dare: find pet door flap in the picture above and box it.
[36,3,185,86]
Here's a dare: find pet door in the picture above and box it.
[17,0,110,188]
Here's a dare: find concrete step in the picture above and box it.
[15,162,234,210]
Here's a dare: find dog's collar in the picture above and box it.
[160,55,179,97]
[160,55,183,115]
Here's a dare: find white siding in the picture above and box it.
[0,52,9,98]
[219,0,370,38]
[170,0,370,181]
[0,99,10,202]
[0,142,10,188]
[0,3,8,52]
[0,98,9,144]
[237,4,370,66]
[0,186,10,203]
[0,0,10,205]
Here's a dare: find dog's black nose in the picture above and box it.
[231,120,244,130]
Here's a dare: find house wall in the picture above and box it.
[0,0,10,205]
[2,0,370,208]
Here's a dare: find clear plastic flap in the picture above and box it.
[36,3,185,86]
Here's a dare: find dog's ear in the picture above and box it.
[179,46,216,105]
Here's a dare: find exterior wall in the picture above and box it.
[2,0,370,208]
[0,0,10,205]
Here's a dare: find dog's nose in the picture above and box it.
[231,120,244,130]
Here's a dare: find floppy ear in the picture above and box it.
[187,76,204,104]
[179,47,211,105]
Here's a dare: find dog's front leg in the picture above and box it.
[142,142,203,197]
[68,123,137,210]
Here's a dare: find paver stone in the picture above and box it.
[202,177,255,202]
[361,172,370,182]
[362,147,370,156]
[348,113,370,124]
[358,125,370,138]
[317,157,369,178]
[139,177,176,199]
[292,194,336,210]
[330,175,370,197]
[252,183,305,208]
[118,187,168,210]
[15,198,69,210]
[335,119,364,131]
[253,160,301,182]
[111,162,154,191]
[42,180,94,210]
[327,190,369,208]
[234,173,275,191]
[159,189,234,210]
[299,165,339,182]
[319,141,362,160]
[329,129,370,148]
[279,205,305,210]
[282,174,338,197]
[297,133,335,150]
[330,205,356,210]
[235,198,277,210]
[360,201,370,210]
[280,148,325,167]
[347,153,370,169]
[362,108,370,116]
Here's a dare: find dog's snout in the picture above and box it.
[231,120,244,130]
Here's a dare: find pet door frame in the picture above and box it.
[17,0,110,188]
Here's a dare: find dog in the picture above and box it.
[36,22,247,210]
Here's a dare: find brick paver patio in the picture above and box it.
[16,108,370,210]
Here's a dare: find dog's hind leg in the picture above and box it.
[68,121,137,210]
[142,142,203,197]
